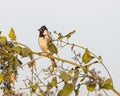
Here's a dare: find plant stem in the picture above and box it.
[15,42,30,49]
[112,87,120,96]
[16,40,120,96]
[32,51,86,70]
[61,41,113,84]
[103,90,109,96]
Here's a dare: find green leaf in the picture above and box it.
[87,83,96,92]
[103,78,113,90]
[82,48,94,64]
[60,72,72,82]
[51,77,57,87]
[60,83,73,96]
[8,28,16,40]
[65,30,76,39]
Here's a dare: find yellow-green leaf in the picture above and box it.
[0,73,4,83]
[14,46,22,54]
[65,30,76,39]
[51,77,57,87]
[82,48,94,64]
[103,78,113,90]
[39,87,45,95]
[30,84,38,93]
[21,48,32,57]
[87,84,96,92]
[98,56,103,62]
[60,83,73,96]
[58,33,64,41]
[72,67,79,86]
[47,82,53,90]
[60,72,72,82]
[0,36,7,45]
[68,69,73,75]
[8,28,16,40]
[105,78,112,84]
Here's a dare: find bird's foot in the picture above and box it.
[48,53,54,59]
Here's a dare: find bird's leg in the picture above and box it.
[47,53,59,71]
[47,53,54,59]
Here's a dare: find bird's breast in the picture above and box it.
[38,37,50,53]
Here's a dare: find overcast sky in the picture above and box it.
[0,0,120,95]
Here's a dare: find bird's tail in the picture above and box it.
[50,58,57,68]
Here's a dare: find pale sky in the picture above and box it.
[0,0,120,95]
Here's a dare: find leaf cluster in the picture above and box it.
[0,28,34,95]
[0,28,119,96]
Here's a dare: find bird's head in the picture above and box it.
[38,25,48,37]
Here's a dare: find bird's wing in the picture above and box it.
[48,41,58,54]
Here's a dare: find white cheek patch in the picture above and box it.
[43,30,49,36]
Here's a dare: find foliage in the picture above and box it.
[0,28,120,96]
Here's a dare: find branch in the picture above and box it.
[112,88,120,96]
[60,40,113,85]
[15,40,120,96]
[32,52,86,70]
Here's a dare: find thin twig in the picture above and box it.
[60,40,113,85]
[112,87,120,96]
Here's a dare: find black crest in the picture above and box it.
[38,25,48,37]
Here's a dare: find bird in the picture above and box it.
[38,25,58,69]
